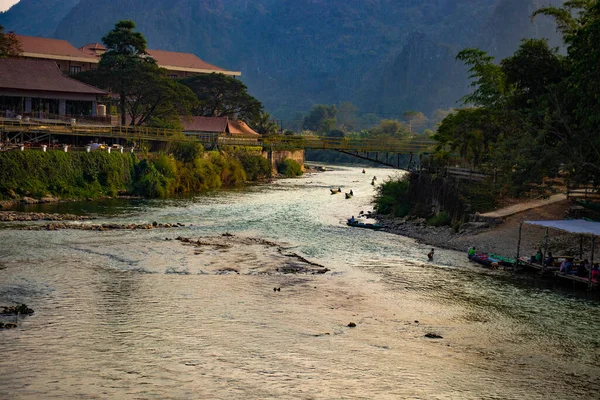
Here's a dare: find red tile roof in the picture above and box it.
[16,35,98,62]
[182,116,228,133]
[79,43,107,56]
[14,34,240,76]
[182,116,259,136]
[147,49,226,73]
[227,119,260,136]
[0,58,107,95]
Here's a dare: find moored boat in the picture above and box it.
[347,220,382,230]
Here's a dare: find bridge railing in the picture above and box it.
[260,135,434,153]
[0,118,187,142]
[0,119,435,153]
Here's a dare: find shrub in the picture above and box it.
[427,212,451,227]
[236,152,272,181]
[277,158,303,177]
[374,175,412,217]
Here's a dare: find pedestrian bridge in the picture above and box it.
[0,118,434,166]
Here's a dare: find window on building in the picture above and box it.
[168,74,178,79]
[69,66,82,74]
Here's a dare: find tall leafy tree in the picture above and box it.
[0,25,21,57]
[181,73,262,122]
[253,111,279,136]
[98,20,155,125]
[302,105,337,134]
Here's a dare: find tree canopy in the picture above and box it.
[0,25,21,58]
[435,0,600,192]
[180,73,262,122]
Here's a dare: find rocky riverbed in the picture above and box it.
[0,211,93,222]
[377,200,584,259]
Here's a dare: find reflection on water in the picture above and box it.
[1,165,599,399]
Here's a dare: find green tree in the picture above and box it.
[98,20,156,125]
[0,25,21,57]
[369,119,409,139]
[124,65,198,126]
[456,48,507,108]
[337,102,358,132]
[302,104,337,134]
[253,111,280,136]
[181,73,262,122]
[402,110,428,134]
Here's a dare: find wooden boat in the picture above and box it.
[345,193,353,199]
[330,188,341,194]
[469,253,514,268]
[347,220,382,230]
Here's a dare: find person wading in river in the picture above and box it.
[427,248,434,261]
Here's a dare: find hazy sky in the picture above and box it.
[0,0,19,12]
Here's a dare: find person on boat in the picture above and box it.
[560,258,574,274]
[592,264,600,282]
[338,187,342,193]
[468,246,476,259]
[348,216,356,224]
[427,248,434,261]
[529,249,543,264]
[350,190,354,196]
[577,260,590,277]
[544,252,554,267]
[373,176,377,181]
[362,169,366,174]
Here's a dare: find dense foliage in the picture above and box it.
[181,74,262,123]
[276,159,303,178]
[435,0,600,192]
[0,24,21,57]
[373,176,412,218]
[0,146,274,200]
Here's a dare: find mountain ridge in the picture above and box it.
[0,0,563,122]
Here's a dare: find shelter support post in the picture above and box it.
[516,222,523,268]
[542,227,549,272]
[580,235,583,260]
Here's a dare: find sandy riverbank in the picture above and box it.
[377,200,581,259]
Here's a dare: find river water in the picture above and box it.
[1,166,599,399]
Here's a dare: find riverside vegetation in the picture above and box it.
[378,1,600,227]
[0,142,292,201]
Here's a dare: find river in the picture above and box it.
[0,165,599,399]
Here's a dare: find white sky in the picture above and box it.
[0,0,19,12]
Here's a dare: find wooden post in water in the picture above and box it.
[542,227,549,272]
[516,222,524,268]
[580,235,584,260]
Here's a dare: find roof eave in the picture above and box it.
[160,65,241,76]
[22,52,99,64]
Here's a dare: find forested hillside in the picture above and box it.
[0,0,562,123]
[0,0,78,37]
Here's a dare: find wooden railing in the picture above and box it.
[0,119,435,154]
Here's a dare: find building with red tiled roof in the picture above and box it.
[146,49,240,78]
[182,116,259,136]
[0,58,107,117]
[79,43,107,57]
[16,35,99,75]
[16,35,241,78]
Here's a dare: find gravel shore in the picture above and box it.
[377,200,578,259]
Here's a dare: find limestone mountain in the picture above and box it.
[0,0,563,123]
[0,0,79,37]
